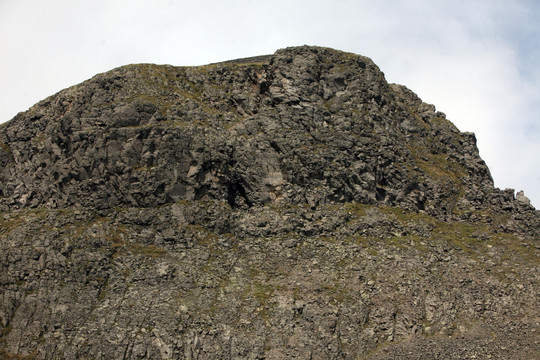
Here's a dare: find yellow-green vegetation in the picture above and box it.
[251,281,276,307]
[127,243,166,258]
[0,208,47,236]
[183,224,219,246]
[493,232,538,264]
[407,141,467,183]
[30,133,47,146]
[0,213,20,235]
[97,280,109,301]
[131,165,156,173]
[380,205,478,247]
[340,203,537,266]
[430,116,457,130]
[321,282,352,304]
[119,62,258,124]
[0,140,11,153]
[344,202,370,216]
[0,207,170,262]
[405,140,467,213]
[0,348,38,360]
[1,325,12,337]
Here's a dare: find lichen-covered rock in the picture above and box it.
[0,46,507,217]
[0,46,538,359]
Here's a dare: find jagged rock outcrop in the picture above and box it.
[0,46,498,214]
[1,46,538,359]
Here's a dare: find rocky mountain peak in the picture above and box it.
[0,46,528,217]
[0,46,538,359]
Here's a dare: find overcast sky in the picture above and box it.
[1,0,539,208]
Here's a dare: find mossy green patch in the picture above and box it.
[0,349,37,360]
[127,243,166,258]
[0,141,11,153]
[251,281,276,308]
[321,282,352,304]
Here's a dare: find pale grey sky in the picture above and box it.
[1,0,539,207]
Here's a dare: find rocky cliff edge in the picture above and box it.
[0,46,538,359]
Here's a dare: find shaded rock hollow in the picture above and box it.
[0,46,538,359]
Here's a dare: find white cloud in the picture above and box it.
[0,0,538,207]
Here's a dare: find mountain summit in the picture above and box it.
[1,46,538,359]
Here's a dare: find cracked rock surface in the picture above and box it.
[0,46,538,359]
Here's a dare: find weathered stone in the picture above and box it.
[0,46,538,359]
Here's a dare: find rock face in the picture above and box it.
[0,46,538,359]
[0,47,496,215]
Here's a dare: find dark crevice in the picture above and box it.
[259,81,270,95]
[269,141,281,153]
[417,198,426,211]
[376,186,386,202]
[226,180,253,208]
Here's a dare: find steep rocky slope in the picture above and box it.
[0,46,538,359]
